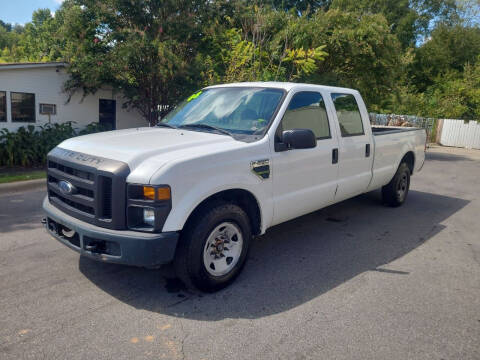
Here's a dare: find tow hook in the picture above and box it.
[85,243,98,252]
[45,219,57,233]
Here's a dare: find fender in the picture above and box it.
[146,139,273,234]
[395,146,415,172]
[161,177,272,234]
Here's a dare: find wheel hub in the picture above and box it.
[203,222,243,276]
[215,241,225,253]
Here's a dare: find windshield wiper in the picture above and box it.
[156,122,177,129]
[178,123,233,137]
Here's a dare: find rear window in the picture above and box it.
[331,93,364,137]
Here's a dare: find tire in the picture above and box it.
[382,162,411,207]
[174,201,252,292]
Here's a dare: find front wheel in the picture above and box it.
[174,201,251,292]
[382,162,411,207]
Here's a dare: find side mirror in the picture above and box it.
[277,129,316,151]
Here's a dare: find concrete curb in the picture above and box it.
[0,178,46,196]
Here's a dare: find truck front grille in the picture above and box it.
[46,148,129,230]
[48,160,96,217]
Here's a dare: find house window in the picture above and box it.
[11,92,36,123]
[0,91,6,122]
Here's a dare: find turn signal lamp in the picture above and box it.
[143,186,156,200]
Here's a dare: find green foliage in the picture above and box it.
[423,61,480,119]
[284,46,329,79]
[0,122,106,167]
[0,9,64,62]
[307,9,405,112]
[331,0,459,47]
[60,0,208,125]
[270,0,332,12]
[410,24,480,91]
[213,8,328,84]
[0,171,46,184]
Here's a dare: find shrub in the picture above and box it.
[0,122,107,167]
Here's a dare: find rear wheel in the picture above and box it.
[382,162,411,207]
[174,201,251,292]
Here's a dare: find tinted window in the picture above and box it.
[0,91,5,122]
[331,93,364,137]
[11,92,35,123]
[281,91,330,139]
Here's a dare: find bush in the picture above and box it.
[0,122,108,167]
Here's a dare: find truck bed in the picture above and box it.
[367,125,427,192]
[372,125,423,136]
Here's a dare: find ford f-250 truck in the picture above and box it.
[43,82,426,292]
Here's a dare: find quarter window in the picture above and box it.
[0,91,6,122]
[11,92,35,123]
[280,91,331,139]
[331,93,364,137]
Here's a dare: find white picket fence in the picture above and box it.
[440,120,480,150]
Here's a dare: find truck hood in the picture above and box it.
[58,127,240,172]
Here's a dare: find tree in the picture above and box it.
[411,23,480,91]
[0,21,23,62]
[203,5,328,83]
[269,0,332,12]
[330,0,459,47]
[1,0,479,121]
[0,9,63,63]
[425,60,480,119]
[308,9,405,112]
[60,0,211,125]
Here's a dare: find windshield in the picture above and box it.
[161,87,285,137]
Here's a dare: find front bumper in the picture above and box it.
[43,197,179,267]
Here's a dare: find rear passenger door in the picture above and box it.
[330,93,373,202]
[271,91,339,226]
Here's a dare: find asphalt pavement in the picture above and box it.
[1,145,479,360]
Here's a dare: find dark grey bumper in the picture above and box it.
[43,197,179,267]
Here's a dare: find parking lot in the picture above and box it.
[1,145,479,360]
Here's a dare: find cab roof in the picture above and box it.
[205,81,358,94]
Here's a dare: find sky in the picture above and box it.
[0,0,64,25]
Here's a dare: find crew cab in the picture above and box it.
[43,82,426,292]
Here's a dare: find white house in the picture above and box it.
[0,62,146,132]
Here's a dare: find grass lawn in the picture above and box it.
[0,170,46,184]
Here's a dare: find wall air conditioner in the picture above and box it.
[39,103,57,115]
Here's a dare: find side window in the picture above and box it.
[281,91,330,139]
[331,93,364,137]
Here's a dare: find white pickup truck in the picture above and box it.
[43,82,426,292]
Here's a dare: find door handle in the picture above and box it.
[365,144,371,157]
[332,148,338,164]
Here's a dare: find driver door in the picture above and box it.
[271,91,339,226]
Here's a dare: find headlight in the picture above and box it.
[127,184,172,232]
[143,208,155,226]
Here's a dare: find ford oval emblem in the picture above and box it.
[58,180,76,195]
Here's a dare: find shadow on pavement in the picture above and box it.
[79,190,469,320]
[426,151,474,162]
[0,190,45,234]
